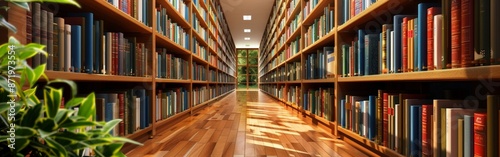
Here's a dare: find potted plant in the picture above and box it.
[0,0,142,156]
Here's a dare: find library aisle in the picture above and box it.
[126,91,367,157]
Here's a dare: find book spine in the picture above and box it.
[32,3,41,67]
[422,105,432,156]
[47,12,53,71]
[427,7,441,70]
[434,15,443,70]
[410,106,421,157]
[71,25,81,73]
[41,10,47,68]
[477,0,490,65]
[57,18,65,71]
[402,17,408,73]
[442,0,452,69]
[474,112,486,157]
[487,95,499,157]
[119,93,124,136]
[461,0,474,67]
[464,115,473,157]
[458,118,464,157]
[383,93,389,146]
[451,0,461,68]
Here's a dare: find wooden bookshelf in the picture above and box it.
[259,0,500,156]
[3,0,237,154]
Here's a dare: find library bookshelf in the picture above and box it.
[2,0,237,153]
[259,0,500,157]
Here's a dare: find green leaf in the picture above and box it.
[38,129,57,139]
[101,143,123,156]
[32,63,46,83]
[60,121,98,129]
[44,87,62,118]
[16,45,45,60]
[20,102,41,127]
[48,79,77,98]
[22,66,35,88]
[44,137,68,157]
[23,86,36,97]
[64,97,84,109]
[55,131,89,141]
[36,118,57,132]
[102,119,121,134]
[54,109,73,125]
[10,2,29,11]
[0,16,17,33]
[0,43,8,58]
[78,93,95,120]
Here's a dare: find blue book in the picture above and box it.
[410,105,422,157]
[368,95,376,140]
[341,99,345,128]
[417,3,440,71]
[464,115,473,157]
[364,34,379,75]
[94,20,101,74]
[105,102,114,135]
[393,15,415,73]
[357,29,365,76]
[68,13,94,74]
[146,95,150,127]
[71,25,81,73]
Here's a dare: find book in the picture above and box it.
[41,10,47,68]
[464,115,473,157]
[487,95,499,157]
[394,15,414,73]
[427,7,441,70]
[32,3,41,67]
[442,0,452,69]
[433,15,443,70]
[47,11,53,71]
[492,0,500,64]
[410,105,421,157]
[403,98,430,156]
[325,46,335,78]
[432,99,463,157]
[474,112,486,157]
[422,104,433,156]
[451,0,461,68]
[417,3,439,71]
[458,118,464,157]
[461,0,474,67]
[71,25,81,73]
[65,24,71,72]
[446,108,475,157]
[56,18,65,71]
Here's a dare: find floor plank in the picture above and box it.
[126,91,368,157]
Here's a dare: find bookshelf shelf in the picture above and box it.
[338,65,500,82]
[155,79,191,83]
[44,71,152,82]
[302,29,335,54]
[302,0,331,25]
[285,25,302,45]
[285,80,302,84]
[78,0,152,34]
[338,128,404,157]
[5,0,236,153]
[302,78,335,83]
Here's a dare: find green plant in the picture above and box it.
[0,1,142,156]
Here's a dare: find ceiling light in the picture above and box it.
[244,37,250,40]
[244,29,251,33]
[243,15,252,20]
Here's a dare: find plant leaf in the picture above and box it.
[60,121,98,129]
[54,109,73,125]
[23,86,36,97]
[38,129,58,139]
[102,119,121,134]
[64,97,84,109]
[44,137,68,157]
[0,16,17,33]
[44,87,62,118]
[0,43,8,59]
[78,93,95,120]
[100,143,123,157]
[32,63,46,83]
[48,79,77,98]
[36,118,57,132]
[20,102,41,127]
[22,66,35,88]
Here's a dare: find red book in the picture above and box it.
[118,93,124,136]
[351,0,355,20]
[402,17,409,72]
[382,93,389,147]
[474,112,486,157]
[350,41,355,76]
[461,0,474,67]
[451,0,461,68]
[427,7,441,70]
[422,104,433,156]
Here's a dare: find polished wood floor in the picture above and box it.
[126,91,368,157]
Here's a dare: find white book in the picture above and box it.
[135,98,140,131]
[138,0,143,22]
[390,30,395,73]
[363,100,369,137]
[395,104,400,151]
[65,24,71,72]
[446,108,475,157]
[101,35,106,74]
[434,15,443,70]
[113,0,118,8]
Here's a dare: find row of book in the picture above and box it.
[156,48,189,79]
[286,61,301,81]
[209,69,216,82]
[341,1,500,77]
[339,92,500,157]
[340,0,379,24]
[95,88,149,137]
[192,37,208,61]
[218,72,235,83]
[167,0,190,22]
[155,5,190,50]
[302,0,321,20]
[154,87,189,122]
[26,5,151,76]
[192,86,209,106]
[192,62,206,81]
[218,84,235,96]
[305,46,335,79]
[192,13,208,41]
[105,0,152,27]
[286,36,301,59]
[303,87,334,121]
[285,85,300,106]
[303,4,334,48]
[209,53,217,67]
[192,0,208,22]
[260,85,279,97]
[286,12,302,40]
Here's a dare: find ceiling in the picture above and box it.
[220,0,275,48]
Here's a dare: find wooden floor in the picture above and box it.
[126,91,368,157]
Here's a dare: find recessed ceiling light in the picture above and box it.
[244,29,251,33]
[244,37,250,40]
[243,15,252,20]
